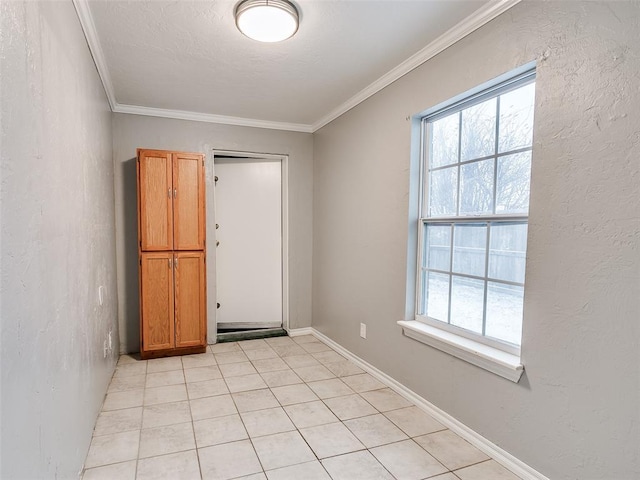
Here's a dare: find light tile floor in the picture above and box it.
[83,335,522,480]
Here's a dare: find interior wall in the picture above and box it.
[0,1,119,478]
[312,2,640,479]
[112,114,313,352]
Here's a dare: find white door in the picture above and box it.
[214,157,283,329]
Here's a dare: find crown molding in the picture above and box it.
[73,0,520,134]
[310,0,522,132]
[72,0,312,133]
[72,0,117,110]
[113,104,313,133]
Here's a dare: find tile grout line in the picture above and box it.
[182,355,204,480]
[83,358,145,476]
[252,340,456,479]
[254,340,394,478]
[296,344,454,476]
[240,340,296,478]
[89,338,506,479]
[218,344,267,478]
[230,340,322,478]
[134,357,149,478]
[300,343,400,479]
[275,385,334,479]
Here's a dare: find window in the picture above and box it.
[416,69,535,356]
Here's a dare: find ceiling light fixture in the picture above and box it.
[235,0,299,43]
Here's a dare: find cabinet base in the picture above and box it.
[140,345,207,360]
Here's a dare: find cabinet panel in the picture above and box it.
[141,253,175,351]
[139,151,173,250]
[174,252,206,348]
[173,153,205,250]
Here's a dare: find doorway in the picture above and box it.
[212,151,289,337]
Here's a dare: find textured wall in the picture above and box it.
[0,1,119,478]
[312,2,640,479]
[112,114,313,352]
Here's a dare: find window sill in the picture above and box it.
[397,320,524,383]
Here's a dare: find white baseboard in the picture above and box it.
[309,328,549,480]
[286,327,314,337]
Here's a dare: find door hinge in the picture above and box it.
[139,257,142,266]
[202,159,204,167]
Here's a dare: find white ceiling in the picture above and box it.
[80,0,514,132]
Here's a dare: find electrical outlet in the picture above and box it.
[108,331,112,351]
[103,340,108,358]
[98,286,105,306]
[360,323,367,339]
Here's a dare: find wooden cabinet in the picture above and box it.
[138,149,207,359]
[138,150,205,251]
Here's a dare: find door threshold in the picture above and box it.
[217,322,282,330]
[216,327,287,343]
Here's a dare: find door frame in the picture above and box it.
[207,149,290,343]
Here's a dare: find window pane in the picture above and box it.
[486,282,523,345]
[428,166,458,217]
[424,224,451,271]
[452,224,487,277]
[459,159,494,215]
[488,223,528,283]
[430,112,459,168]
[450,276,484,334]
[424,272,450,322]
[499,82,535,153]
[421,69,534,350]
[496,151,531,214]
[460,98,496,161]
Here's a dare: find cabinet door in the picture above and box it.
[140,252,175,351]
[173,153,205,250]
[174,251,206,348]
[139,150,173,251]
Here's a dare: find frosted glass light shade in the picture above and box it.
[235,0,299,43]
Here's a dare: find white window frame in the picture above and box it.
[399,65,535,383]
